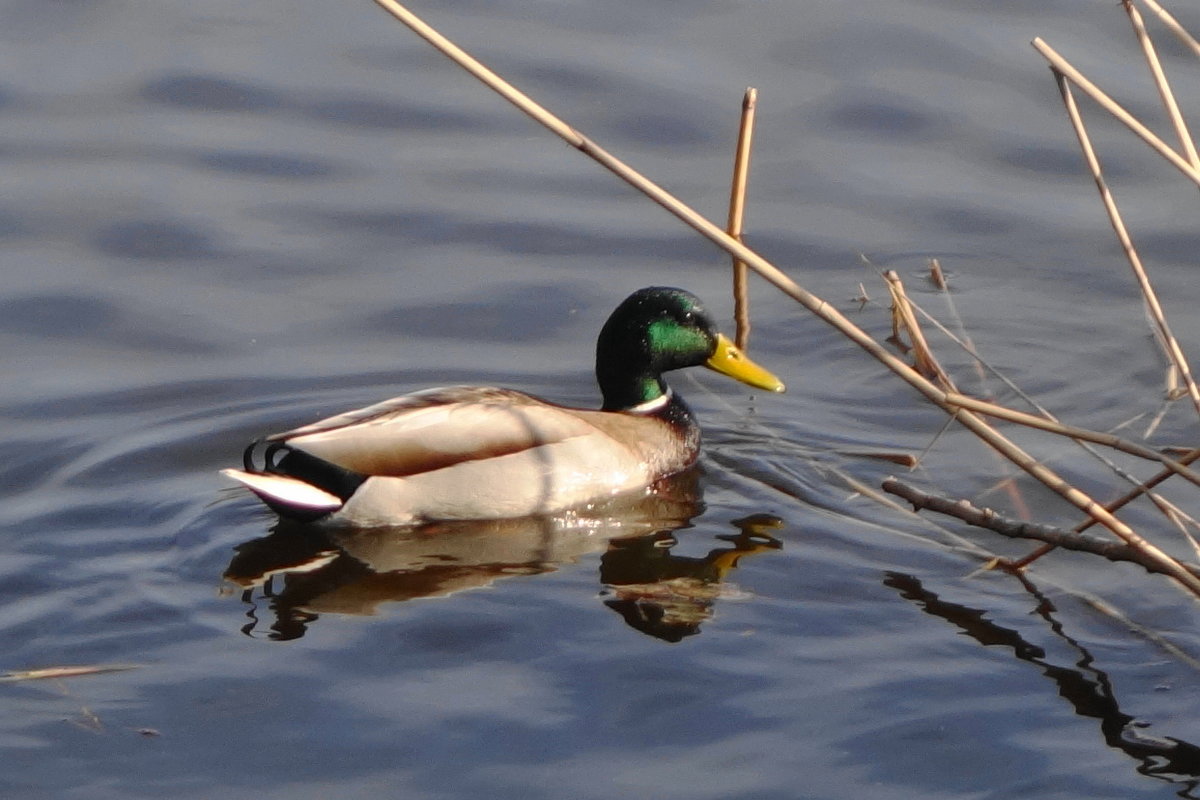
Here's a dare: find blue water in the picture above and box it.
[4,1,1200,797]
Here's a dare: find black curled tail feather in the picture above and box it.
[243,440,368,504]
[242,438,265,472]
[241,439,295,474]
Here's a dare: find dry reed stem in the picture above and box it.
[900,288,1192,493]
[0,664,139,682]
[902,281,1200,544]
[1012,442,1200,569]
[942,391,1200,489]
[1137,0,1200,59]
[884,270,955,389]
[370,0,1200,597]
[1124,0,1200,169]
[728,88,757,350]
[1032,38,1200,187]
[1052,72,1200,418]
[928,259,947,291]
[836,450,919,468]
[923,259,1033,521]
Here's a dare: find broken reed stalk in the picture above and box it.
[945,386,1200,567]
[925,260,986,391]
[728,88,757,351]
[369,0,1200,597]
[1124,0,1200,169]
[1032,38,1200,187]
[928,259,947,290]
[1137,0,1200,60]
[891,267,1200,539]
[885,270,955,390]
[1051,70,1200,419]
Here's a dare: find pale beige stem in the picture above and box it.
[727,88,758,350]
[1053,72,1200,419]
[1136,0,1200,59]
[943,392,1200,489]
[910,283,1200,536]
[1032,38,1200,188]
[885,270,955,390]
[370,0,1200,596]
[1124,0,1200,169]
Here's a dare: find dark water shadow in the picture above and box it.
[884,572,1200,797]
[223,471,785,643]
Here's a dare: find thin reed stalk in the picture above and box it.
[884,275,1200,538]
[896,281,1200,564]
[1124,0,1200,168]
[923,259,1034,522]
[370,0,1200,596]
[885,270,954,390]
[898,279,1197,492]
[727,88,757,350]
[1051,71,1200,419]
[1032,38,1200,187]
[1137,0,1200,59]
[942,392,1200,489]
[1012,442,1200,569]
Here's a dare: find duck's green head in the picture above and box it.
[595,287,785,411]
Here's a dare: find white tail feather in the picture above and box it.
[221,469,344,511]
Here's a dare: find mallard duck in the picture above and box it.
[222,286,784,525]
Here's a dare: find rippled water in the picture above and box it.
[5,1,1200,797]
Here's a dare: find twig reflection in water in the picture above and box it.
[224,469,785,641]
[885,572,1200,794]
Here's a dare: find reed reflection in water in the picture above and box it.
[224,469,785,642]
[885,572,1200,795]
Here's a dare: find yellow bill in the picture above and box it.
[705,334,786,393]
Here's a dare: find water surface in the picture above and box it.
[4,1,1200,798]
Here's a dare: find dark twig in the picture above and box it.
[882,477,1200,579]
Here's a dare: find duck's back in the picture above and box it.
[268,386,696,525]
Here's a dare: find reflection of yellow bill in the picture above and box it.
[705,334,786,393]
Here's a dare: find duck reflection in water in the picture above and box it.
[224,469,784,641]
[599,514,783,642]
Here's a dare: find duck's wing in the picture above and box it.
[269,386,618,478]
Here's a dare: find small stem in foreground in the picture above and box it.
[727,87,758,350]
